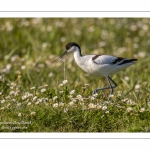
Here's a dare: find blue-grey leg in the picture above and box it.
[92,76,117,98]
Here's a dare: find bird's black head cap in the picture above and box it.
[66,42,81,51]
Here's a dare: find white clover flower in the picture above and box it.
[64,108,69,113]
[22,95,27,100]
[62,80,68,85]
[17,103,21,106]
[135,84,140,90]
[138,51,146,58]
[117,91,122,97]
[147,102,150,107]
[127,107,133,112]
[0,75,3,80]
[59,102,64,107]
[44,84,48,87]
[76,95,82,99]
[33,96,38,101]
[88,103,96,109]
[59,91,64,94]
[68,95,73,98]
[18,113,22,117]
[27,102,32,106]
[21,65,26,70]
[96,104,102,109]
[90,96,95,101]
[102,105,107,111]
[30,87,35,90]
[140,108,145,112]
[59,84,63,87]
[124,76,129,81]
[126,99,135,105]
[69,90,75,95]
[92,93,98,97]
[105,111,109,114]
[53,96,58,101]
[109,94,114,98]
[1,107,5,110]
[10,91,15,95]
[41,88,46,93]
[53,103,58,108]
[30,111,36,116]
[68,101,74,107]
[35,101,40,105]
[1,100,5,104]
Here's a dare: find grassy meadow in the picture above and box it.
[0,18,150,132]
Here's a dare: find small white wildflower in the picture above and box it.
[76,95,82,99]
[117,91,122,97]
[17,103,21,106]
[109,94,114,98]
[21,65,26,70]
[62,80,68,85]
[96,104,102,109]
[18,113,22,117]
[12,99,16,102]
[69,90,75,95]
[0,92,2,95]
[88,103,96,109]
[27,102,31,106]
[102,106,107,111]
[1,99,5,104]
[30,87,35,90]
[68,101,74,107]
[10,91,15,95]
[25,92,33,97]
[59,91,64,94]
[59,102,64,107]
[68,95,73,98]
[92,93,98,97]
[135,84,140,90]
[33,96,38,101]
[90,96,95,101]
[140,108,145,112]
[6,64,12,70]
[44,84,48,87]
[138,51,146,58]
[64,108,68,113]
[124,76,129,81]
[22,95,27,100]
[30,111,36,116]
[53,103,58,108]
[41,88,46,93]
[127,107,133,112]
[1,100,5,104]
[0,75,3,80]
[53,96,58,101]
[59,84,63,87]
[121,98,128,102]
[35,101,40,105]
[1,107,5,110]
[105,111,109,114]
[126,99,135,105]
[147,102,150,107]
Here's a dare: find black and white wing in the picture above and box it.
[92,55,137,65]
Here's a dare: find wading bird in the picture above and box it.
[53,42,137,99]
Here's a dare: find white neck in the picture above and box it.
[73,50,82,65]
